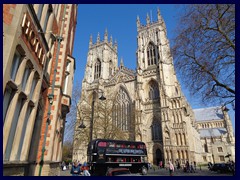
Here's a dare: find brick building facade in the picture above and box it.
[3,4,77,176]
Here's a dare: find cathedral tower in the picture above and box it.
[83,29,118,85]
[135,8,202,165]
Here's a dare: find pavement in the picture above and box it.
[59,166,233,176]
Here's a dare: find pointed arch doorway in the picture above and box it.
[156,148,163,166]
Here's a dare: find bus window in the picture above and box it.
[117,158,123,162]
[130,144,136,148]
[109,142,115,147]
[116,144,121,148]
[98,141,107,147]
[132,157,140,162]
[107,157,113,162]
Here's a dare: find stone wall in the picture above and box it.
[3,162,28,176]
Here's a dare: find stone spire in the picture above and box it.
[89,34,92,48]
[146,13,150,25]
[137,15,140,28]
[120,57,124,68]
[110,35,113,46]
[114,39,117,52]
[157,7,163,22]
[97,32,100,43]
[104,28,108,42]
[157,7,166,30]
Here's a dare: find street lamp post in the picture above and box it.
[89,89,106,143]
[73,117,86,161]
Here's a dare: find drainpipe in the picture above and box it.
[38,4,67,176]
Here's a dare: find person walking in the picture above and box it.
[168,161,175,176]
[193,161,197,171]
[159,161,163,169]
[185,161,190,172]
[70,161,81,176]
[190,162,195,173]
[177,161,181,170]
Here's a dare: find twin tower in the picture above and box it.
[77,8,201,165]
[83,8,173,86]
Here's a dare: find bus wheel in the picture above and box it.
[142,167,148,175]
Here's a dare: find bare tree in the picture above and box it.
[172,4,235,107]
[94,96,130,140]
[76,89,130,141]
[62,140,73,162]
[72,88,137,161]
[64,82,82,143]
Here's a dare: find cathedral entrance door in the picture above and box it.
[156,148,162,166]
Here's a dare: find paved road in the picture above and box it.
[59,166,233,176]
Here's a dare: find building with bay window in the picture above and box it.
[3,4,77,176]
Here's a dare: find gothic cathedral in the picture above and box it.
[73,9,233,166]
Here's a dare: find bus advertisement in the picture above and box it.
[87,139,149,176]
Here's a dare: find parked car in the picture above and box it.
[210,163,232,173]
[105,168,141,176]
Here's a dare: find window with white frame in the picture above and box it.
[63,72,69,94]
[63,60,71,94]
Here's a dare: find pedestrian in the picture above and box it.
[230,161,235,176]
[177,161,181,170]
[81,162,91,176]
[61,161,66,171]
[190,162,195,173]
[185,161,190,172]
[168,161,174,176]
[159,161,163,169]
[70,161,81,176]
[193,161,197,171]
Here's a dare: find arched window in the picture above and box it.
[151,120,162,141]
[21,62,32,92]
[37,4,44,21]
[149,81,159,100]
[112,88,131,131]
[109,60,112,76]
[182,150,185,161]
[147,42,157,66]
[175,133,179,145]
[94,59,101,79]
[3,86,16,123]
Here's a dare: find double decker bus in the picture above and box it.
[87,139,149,176]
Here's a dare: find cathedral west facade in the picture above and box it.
[73,9,234,166]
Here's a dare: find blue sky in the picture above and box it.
[71,4,235,131]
